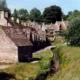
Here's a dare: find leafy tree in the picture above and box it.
[65,10,80,21]
[66,17,80,46]
[63,11,72,20]
[43,5,63,24]
[18,8,29,21]
[13,9,18,22]
[0,0,7,9]
[29,8,41,22]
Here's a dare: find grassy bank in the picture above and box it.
[51,37,64,46]
[0,49,52,80]
[48,45,80,80]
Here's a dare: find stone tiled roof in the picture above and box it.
[2,18,33,46]
[30,22,41,31]
[64,21,69,27]
[37,30,46,41]
[2,26,32,46]
[55,21,69,31]
[42,24,58,31]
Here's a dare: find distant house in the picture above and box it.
[29,22,48,50]
[55,20,69,34]
[0,10,33,63]
[42,20,69,36]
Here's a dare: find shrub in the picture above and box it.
[66,17,80,46]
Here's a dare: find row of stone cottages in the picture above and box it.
[0,9,69,63]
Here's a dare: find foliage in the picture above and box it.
[0,49,52,80]
[64,10,80,21]
[13,9,18,22]
[48,45,80,80]
[13,8,29,22]
[29,8,42,23]
[67,10,80,21]
[43,5,63,24]
[0,0,7,9]
[63,11,73,20]
[66,17,80,46]
[18,8,29,21]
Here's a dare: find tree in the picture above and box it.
[63,11,73,20]
[13,9,18,22]
[65,10,80,21]
[18,8,29,21]
[43,5,63,24]
[66,17,80,46]
[0,0,7,9]
[29,8,41,23]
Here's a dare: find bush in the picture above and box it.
[29,77,34,80]
[66,17,80,46]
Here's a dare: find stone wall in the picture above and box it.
[0,26,18,63]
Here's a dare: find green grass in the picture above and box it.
[48,45,80,80]
[51,37,64,46]
[0,49,52,80]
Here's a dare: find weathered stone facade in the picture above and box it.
[0,10,48,63]
[0,26,18,63]
[0,10,33,63]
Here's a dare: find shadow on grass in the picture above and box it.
[27,58,41,63]
[35,71,49,80]
[0,72,15,80]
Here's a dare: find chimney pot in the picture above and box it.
[16,18,20,24]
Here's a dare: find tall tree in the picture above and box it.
[43,5,63,24]
[0,0,7,9]
[67,10,80,21]
[29,8,41,23]
[65,17,80,46]
[18,8,29,21]
[13,9,18,22]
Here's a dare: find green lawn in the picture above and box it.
[0,49,52,80]
[51,36,64,46]
[1,37,78,80]
[48,45,80,80]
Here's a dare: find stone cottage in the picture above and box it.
[0,10,33,63]
[29,22,48,51]
[42,20,69,35]
[55,20,69,34]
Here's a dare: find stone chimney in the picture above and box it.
[23,22,26,27]
[62,19,64,22]
[51,23,52,25]
[5,12,8,18]
[16,18,20,24]
[11,17,14,21]
[21,21,24,25]
[42,23,45,26]
[0,11,5,19]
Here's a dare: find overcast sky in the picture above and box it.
[7,0,80,14]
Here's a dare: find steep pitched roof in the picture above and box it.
[42,24,58,31]
[2,26,32,46]
[30,22,41,31]
[64,21,69,27]
[55,21,69,30]
[2,17,33,47]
